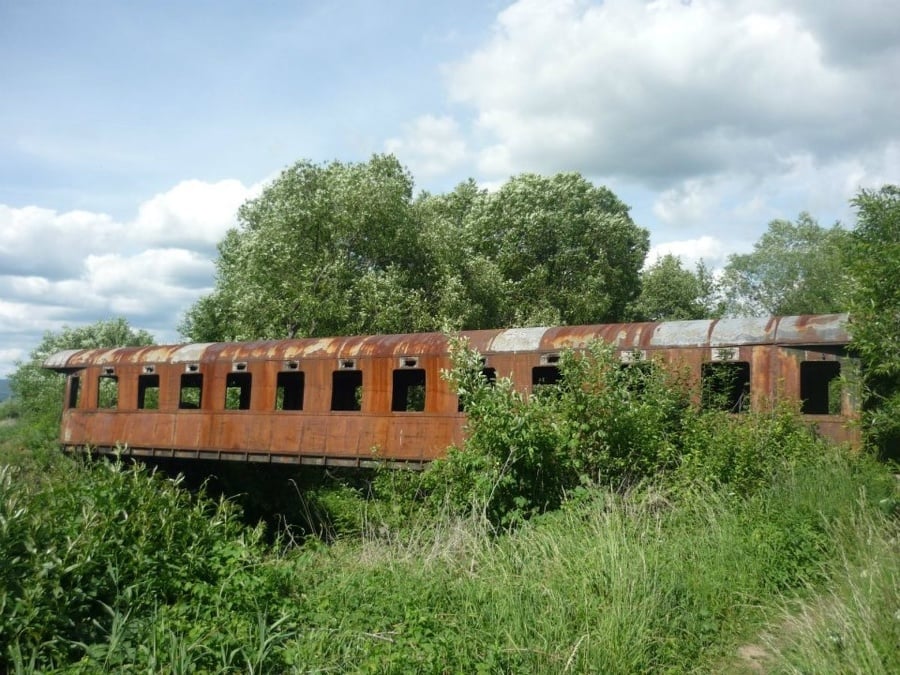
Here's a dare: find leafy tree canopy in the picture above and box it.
[630,254,721,321]
[182,154,423,341]
[719,213,850,317]
[471,172,648,326]
[182,158,650,341]
[844,185,900,458]
[9,318,155,445]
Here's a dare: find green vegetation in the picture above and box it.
[719,213,851,317]
[8,318,155,446]
[2,173,898,672]
[629,254,721,321]
[845,185,900,459]
[0,434,896,673]
[180,157,650,341]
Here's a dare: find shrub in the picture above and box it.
[427,345,565,525]
[0,456,290,670]
[429,339,692,525]
[675,402,830,495]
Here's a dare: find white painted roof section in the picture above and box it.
[489,327,548,352]
[169,343,213,362]
[650,320,712,347]
[776,314,850,343]
[710,317,773,346]
[43,349,83,370]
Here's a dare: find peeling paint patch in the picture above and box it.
[489,327,547,353]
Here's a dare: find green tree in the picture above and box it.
[412,180,506,330]
[630,254,721,321]
[720,214,850,316]
[184,164,648,340]
[470,173,649,326]
[9,318,155,446]
[182,155,425,341]
[844,185,900,459]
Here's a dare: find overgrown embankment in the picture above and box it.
[0,434,896,673]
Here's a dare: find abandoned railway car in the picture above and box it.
[44,314,858,466]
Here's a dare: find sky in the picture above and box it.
[1,0,898,377]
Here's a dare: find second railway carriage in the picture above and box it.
[43,314,859,466]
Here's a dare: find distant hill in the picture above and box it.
[0,379,10,402]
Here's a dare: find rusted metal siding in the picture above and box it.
[45,314,858,464]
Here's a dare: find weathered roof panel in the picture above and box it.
[775,313,849,344]
[710,317,776,346]
[42,315,853,372]
[42,349,84,371]
[489,327,547,353]
[650,320,713,347]
[171,343,213,363]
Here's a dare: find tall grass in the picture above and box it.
[758,493,899,674]
[0,436,895,672]
[275,448,897,673]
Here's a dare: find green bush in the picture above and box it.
[0,456,293,671]
[428,337,571,525]
[552,342,691,483]
[425,342,694,525]
[675,402,830,495]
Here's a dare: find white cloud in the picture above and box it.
[0,296,72,335]
[653,179,721,227]
[646,235,732,270]
[384,115,468,179]
[0,348,25,370]
[0,205,119,279]
[0,178,258,376]
[445,0,899,183]
[133,178,261,249]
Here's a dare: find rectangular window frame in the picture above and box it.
[331,370,363,412]
[137,374,160,410]
[179,373,203,409]
[275,371,305,411]
[97,373,119,410]
[225,372,252,410]
[392,368,427,412]
[532,365,562,387]
[800,360,842,415]
[68,375,81,409]
[701,361,750,413]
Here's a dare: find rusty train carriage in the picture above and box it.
[43,314,858,467]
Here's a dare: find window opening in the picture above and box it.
[392,369,426,412]
[701,362,750,412]
[225,372,252,410]
[332,370,363,411]
[532,365,561,386]
[68,375,81,409]
[532,365,562,400]
[618,360,656,395]
[138,374,160,410]
[97,375,118,409]
[458,367,497,412]
[179,373,203,409]
[800,361,841,415]
[276,371,305,411]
